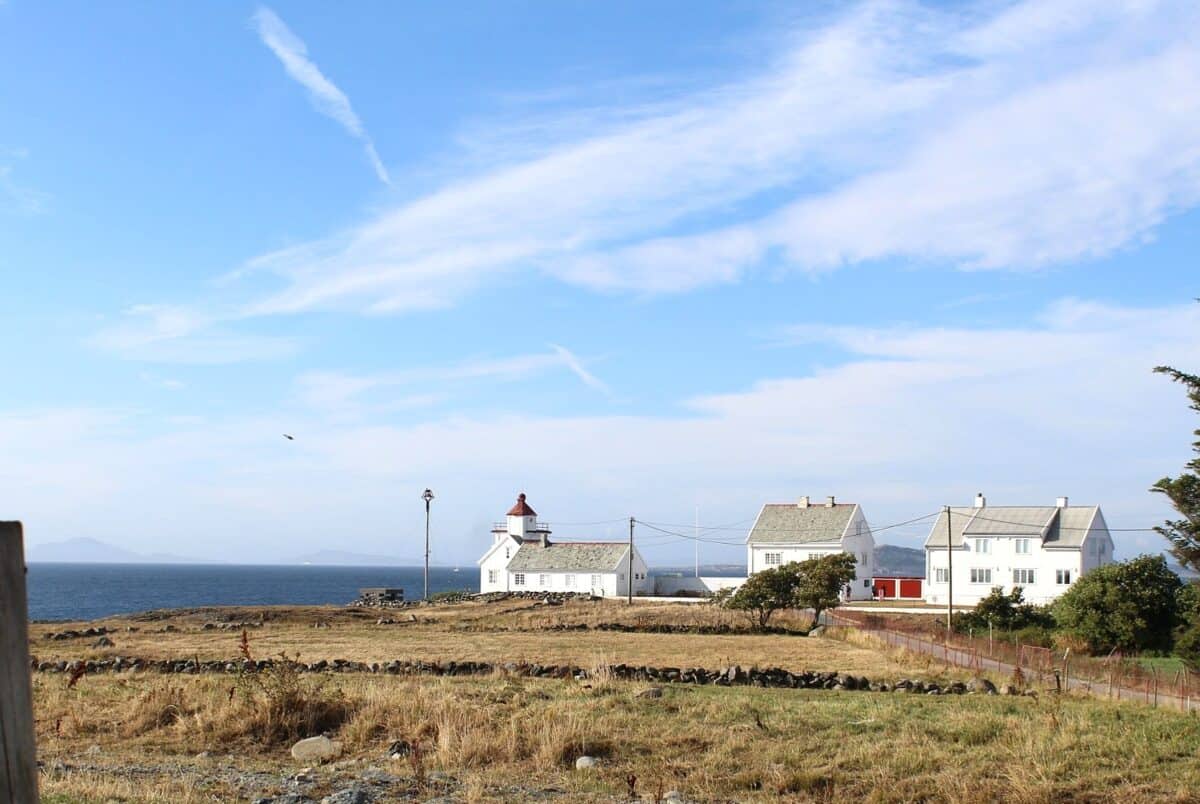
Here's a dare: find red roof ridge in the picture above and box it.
[506,492,537,517]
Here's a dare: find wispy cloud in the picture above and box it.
[296,346,610,414]
[90,304,300,364]
[252,6,390,185]
[139,372,186,391]
[0,147,50,214]
[549,344,610,395]
[223,0,1200,316]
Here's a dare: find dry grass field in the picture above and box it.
[28,598,1200,803]
[28,598,944,679]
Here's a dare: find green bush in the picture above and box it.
[1052,555,1184,654]
[952,586,1053,634]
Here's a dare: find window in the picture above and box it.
[974,539,990,554]
[860,552,869,565]
[619,573,626,581]
[590,574,601,588]
[863,579,870,588]
[1012,568,1036,585]
[1056,569,1072,585]
[1015,538,1031,555]
[487,569,497,584]
[764,552,782,566]
[505,548,510,559]
[969,568,992,584]
[565,574,575,588]
[513,573,525,586]
[538,574,550,587]
[935,568,949,583]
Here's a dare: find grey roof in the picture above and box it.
[964,507,1056,536]
[1041,507,1099,548]
[507,541,629,572]
[924,506,1101,549]
[747,503,856,545]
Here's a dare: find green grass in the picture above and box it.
[1133,655,1186,672]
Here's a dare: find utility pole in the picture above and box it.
[628,517,635,605]
[945,504,954,630]
[422,488,435,601]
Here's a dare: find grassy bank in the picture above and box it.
[29,599,1200,802]
[35,670,1200,803]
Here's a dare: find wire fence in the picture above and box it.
[827,610,1199,713]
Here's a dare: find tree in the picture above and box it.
[1174,582,1200,670]
[1052,555,1184,653]
[952,586,1053,634]
[725,563,802,628]
[1152,361,1200,571]
[792,553,858,626]
[724,553,858,629]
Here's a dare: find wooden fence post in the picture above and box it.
[1,521,39,803]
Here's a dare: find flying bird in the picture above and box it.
[283,434,294,440]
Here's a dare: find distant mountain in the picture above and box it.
[874,544,925,577]
[27,537,212,564]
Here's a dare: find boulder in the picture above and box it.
[808,625,826,637]
[321,787,372,804]
[291,735,343,763]
[575,755,599,770]
[967,678,997,695]
[637,686,664,699]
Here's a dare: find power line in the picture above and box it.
[639,510,941,537]
[947,509,1163,533]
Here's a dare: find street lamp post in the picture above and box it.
[422,488,434,601]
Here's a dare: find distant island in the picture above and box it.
[25,538,437,567]
[25,537,217,564]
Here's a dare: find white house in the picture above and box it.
[745,495,875,601]
[478,493,651,597]
[924,494,1114,606]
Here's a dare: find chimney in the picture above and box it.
[974,493,986,509]
[1056,496,1068,508]
[826,495,836,508]
[798,495,810,509]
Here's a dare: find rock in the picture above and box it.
[292,767,316,783]
[575,755,599,770]
[321,788,372,804]
[290,735,343,763]
[386,739,412,759]
[93,636,114,648]
[967,678,997,695]
[1002,684,1019,696]
[637,686,664,699]
[1022,689,1039,699]
[194,751,212,760]
[808,625,826,637]
[663,791,684,802]
[85,744,102,756]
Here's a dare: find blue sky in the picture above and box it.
[2,0,1199,565]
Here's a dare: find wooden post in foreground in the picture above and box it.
[1,521,39,803]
